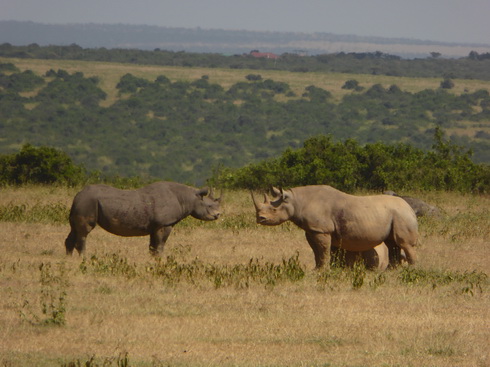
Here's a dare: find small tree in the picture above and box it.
[246,74,262,81]
[342,79,363,91]
[2,144,85,186]
[440,78,454,89]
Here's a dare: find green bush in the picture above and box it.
[0,69,44,92]
[0,144,85,186]
[213,129,490,193]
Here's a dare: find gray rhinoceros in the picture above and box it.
[252,185,418,269]
[65,181,222,256]
[383,191,440,217]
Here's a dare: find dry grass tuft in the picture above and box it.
[0,187,488,366]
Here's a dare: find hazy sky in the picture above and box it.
[1,0,489,45]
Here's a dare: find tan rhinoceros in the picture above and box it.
[252,185,417,269]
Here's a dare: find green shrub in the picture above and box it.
[0,144,85,186]
[20,262,68,326]
[0,202,68,223]
[213,129,490,193]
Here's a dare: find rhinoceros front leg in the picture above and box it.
[149,226,173,256]
[305,231,332,269]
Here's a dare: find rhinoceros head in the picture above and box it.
[251,187,293,226]
[191,187,222,221]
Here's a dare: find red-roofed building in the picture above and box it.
[250,50,279,59]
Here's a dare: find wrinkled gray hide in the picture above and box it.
[383,191,440,217]
[65,181,221,256]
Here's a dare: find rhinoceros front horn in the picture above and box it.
[251,191,265,210]
[251,191,259,210]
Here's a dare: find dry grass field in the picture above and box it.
[0,185,488,367]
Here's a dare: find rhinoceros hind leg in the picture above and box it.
[66,217,96,256]
[385,239,403,267]
[65,230,90,256]
[386,236,417,266]
[362,243,389,271]
[398,242,416,265]
[65,230,77,255]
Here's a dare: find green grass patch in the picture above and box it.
[0,202,69,223]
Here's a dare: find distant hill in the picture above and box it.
[1,20,490,59]
[1,58,489,184]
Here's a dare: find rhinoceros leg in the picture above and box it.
[149,226,173,256]
[64,229,91,256]
[65,230,77,255]
[385,239,403,267]
[361,243,389,271]
[305,231,332,269]
[390,216,418,265]
[395,240,417,265]
[65,216,96,256]
[330,243,388,271]
[386,236,417,266]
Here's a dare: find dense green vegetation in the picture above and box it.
[0,144,85,186]
[213,131,490,193]
[1,60,489,185]
[1,132,489,193]
[2,43,490,80]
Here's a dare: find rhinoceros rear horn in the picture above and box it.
[197,187,209,198]
[209,188,223,202]
[270,186,282,198]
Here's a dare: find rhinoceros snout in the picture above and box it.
[257,215,267,224]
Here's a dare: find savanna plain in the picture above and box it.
[0,186,488,367]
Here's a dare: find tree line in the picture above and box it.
[1,43,490,80]
[211,130,490,193]
[1,62,489,185]
[1,131,489,193]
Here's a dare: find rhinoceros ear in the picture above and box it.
[282,190,291,202]
[196,187,209,198]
